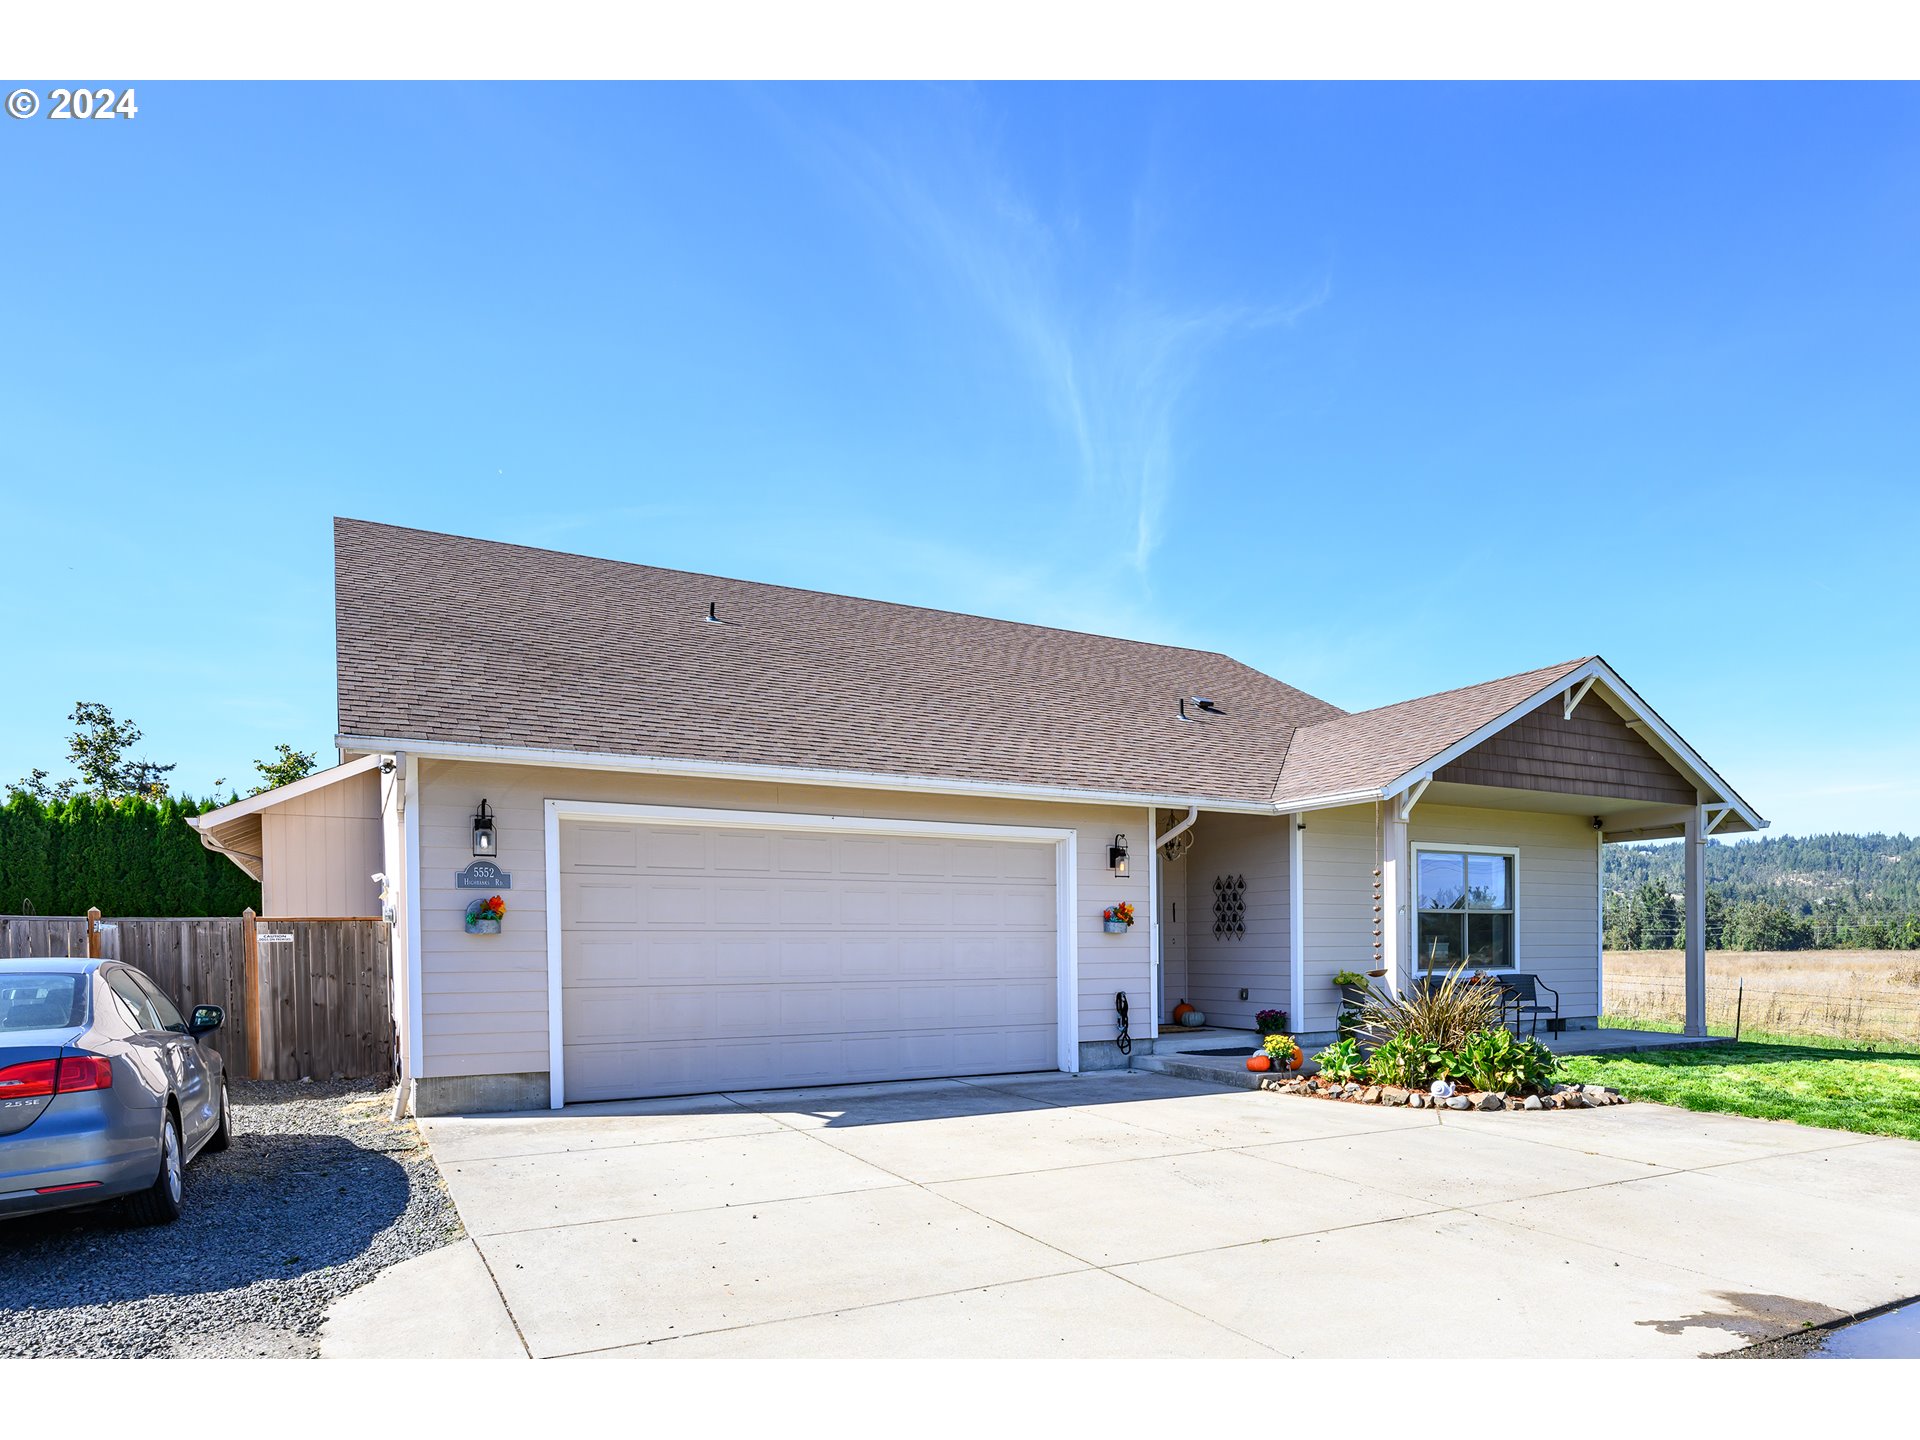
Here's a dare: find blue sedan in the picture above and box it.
[1,957,230,1224]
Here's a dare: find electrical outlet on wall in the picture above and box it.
[1239,988,1249,1001]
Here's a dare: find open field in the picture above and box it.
[1603,948,1920,1048]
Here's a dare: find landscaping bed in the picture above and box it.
[1258,1071,1627,1111]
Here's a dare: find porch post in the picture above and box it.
[1381,810,1410,998]
[1683,802,1707,1036]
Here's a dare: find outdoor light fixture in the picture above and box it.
[1109,834,1130,877]
[471,799,497,857]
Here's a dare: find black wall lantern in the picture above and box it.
[1109,833,1129,877]
[471,799,497,858]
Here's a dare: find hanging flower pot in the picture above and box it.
[465,895,505,934]
[1101,902,1136,934]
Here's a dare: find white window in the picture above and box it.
[1414,846,1516,970]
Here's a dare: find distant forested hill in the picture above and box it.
[1603,833,1920,951]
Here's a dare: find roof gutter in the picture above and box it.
[335,734,1283,816]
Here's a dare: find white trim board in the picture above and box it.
[540,798,1082,1110]
[191,752,385,829]
[338,734,1278,816]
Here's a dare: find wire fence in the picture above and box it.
[1602,974,1920,1049]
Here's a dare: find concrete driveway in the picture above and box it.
[320,1069,1920,1358]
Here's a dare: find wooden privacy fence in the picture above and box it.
[0,910,394,1082]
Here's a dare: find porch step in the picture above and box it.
[1133,1053,1267,1090]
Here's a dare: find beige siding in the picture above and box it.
[1299,804,1378,1035]
[1409,803,1601,1022]
[1179,813,1291,1029]
[261,771,383,917]
[413,760,1151,1080]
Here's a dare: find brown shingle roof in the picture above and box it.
[333,519,1349,805]
[1268,658,1594,809]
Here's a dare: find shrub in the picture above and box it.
[1452,1028,1558,1095]
[1313,1037,1366,1082]
[1359,964,1503,1055]
[1332,969,1369,988]
[1254,1008,1289,1035]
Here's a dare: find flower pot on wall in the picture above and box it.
[1103,919,1128,934]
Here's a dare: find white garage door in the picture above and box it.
[558,818,1060,1101]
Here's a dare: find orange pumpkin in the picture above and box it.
[1246,1054,1271,1072]
[1172,1000,1196,1024]
[1288,1047,1304,1071]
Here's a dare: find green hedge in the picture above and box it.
[0,793,260,917]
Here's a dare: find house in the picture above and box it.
[194,518,1765,1115]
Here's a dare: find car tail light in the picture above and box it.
[57,1055,113,1092]
[0,1059,59,1098]
[0,1055,111,1097]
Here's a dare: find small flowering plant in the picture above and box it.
[1101,902,1136,928]
[1262,1032,1301,1067]
[465,894,506,933]
[1254,1008,1289,1035]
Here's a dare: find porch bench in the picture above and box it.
[1497,973,1561,1037]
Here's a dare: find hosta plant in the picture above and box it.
[1364,1033,1452,1089]
[1452,1028,1558,1095]
[1313,1037,1366,1083]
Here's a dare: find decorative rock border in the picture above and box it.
[1259,1075,1627,1112]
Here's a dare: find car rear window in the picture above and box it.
[0,974,88,1031]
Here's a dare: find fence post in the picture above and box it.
[1734,977,1744,1042]
[86,907,101,959]
[242,908,261,1080]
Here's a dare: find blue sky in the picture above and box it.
[2,82,1915,834]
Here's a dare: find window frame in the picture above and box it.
[1412,842,1519,973]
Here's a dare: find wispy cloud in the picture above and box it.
[762,90,1326,575]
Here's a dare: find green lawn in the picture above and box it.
[1557,1037,1920,1142]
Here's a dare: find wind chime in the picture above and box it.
[1372,800,1386,974]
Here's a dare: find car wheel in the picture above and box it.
[205,1081,232,1153]
[124,1112,185,1225]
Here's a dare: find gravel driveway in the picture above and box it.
[0,1080,460,1358]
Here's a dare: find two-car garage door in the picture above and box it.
[558,817,1060,1102]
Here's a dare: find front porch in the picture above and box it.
[1140,1023,1731,1088]
[1147,663,1762,1055]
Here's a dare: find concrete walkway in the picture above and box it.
[319,1070,1920,1359]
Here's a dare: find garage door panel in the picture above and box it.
[563,822,640,870]
[560,817,1059,1101]
[778,833,839,873]
[709,829,774,872]
[833,835,892,874]
[641,827,709,871]
[567,875,641,926]
[778,884,841,926]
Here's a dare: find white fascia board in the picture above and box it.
[334,734,1279,816]
[1372,658,1768,834]
[189,752,387,830]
